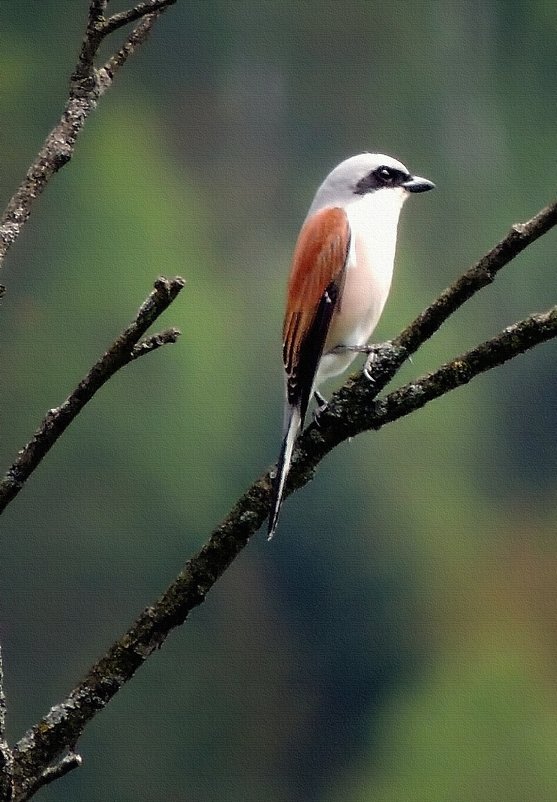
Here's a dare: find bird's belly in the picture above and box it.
[332,263,379,345]
[317,233,394,385]
[333,232,394,345]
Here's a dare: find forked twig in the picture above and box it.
[0,278,184,517]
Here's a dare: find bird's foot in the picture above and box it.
[362,344,387,383]
[330,343,380,382]
[363,351,377,383]
[313,390,328,427]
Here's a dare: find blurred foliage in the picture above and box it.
[0,1,556,801]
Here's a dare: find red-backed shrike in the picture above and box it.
[268,153,434,539]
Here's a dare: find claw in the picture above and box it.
[363,349,378,383]
[313,390,328,427]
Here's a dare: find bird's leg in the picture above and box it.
[314,389,327,408]
[330,344,375,354]
[363,348,378,382]
[329,343,381,383]
[312,390,328,427]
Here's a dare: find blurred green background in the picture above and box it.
[1,1,556,800]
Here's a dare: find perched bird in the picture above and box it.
[268,153,434,539]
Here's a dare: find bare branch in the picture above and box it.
[103,0,177,36]
[0,1,177,268]
[0,96,89,264]
[10,300,557,795]
[36,753,82,789]
[131,327,181,358]
[339,198,557,407]
[75,0,175,85]
[89,0,108,24]
[310,306,557,446]
[399,204,557,351]
[0,277,184,516]
[16,753,82,802]
[99,13,165,88]
[9,191,557,791]
[0,647,13,802]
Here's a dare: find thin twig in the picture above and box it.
[88,0,108,25]
[0,0,176,267]
[99,13,164,87]
[0,277,184,516]
[0,647,6,742]
[10,302,557,796]
[131,327,181,358]
[16,754,82,802]
[0,647,13,802]
[103,0,177,36]
[36,753,82,789]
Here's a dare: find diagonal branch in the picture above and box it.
[9,194,557,794]
[337,197,557,407]
[291,306,557,470]
[0,646,13,802]
[99,12,165,84]
[102,0,177,36]
[370,307,557,427]
[0,0,177,268]
[17,753,82,802]
[0,277,184,516]
[10,299,557,797]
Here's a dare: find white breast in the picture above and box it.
[316,188,406,386]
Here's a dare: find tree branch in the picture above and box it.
[0,647,13,802]
[9,190,557,790]
[338,197,557,407]
[131,327,182,359]
[102,0,177,36]
[294,306,557,461]
[99,12,166,86]
[0,0,177,268]
[0,277,184,516]
[17,753,82,802]
[10,296,557,794]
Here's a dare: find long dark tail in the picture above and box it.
[268,405,301,539]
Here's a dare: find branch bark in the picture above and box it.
[17,754,82,802]
[0,277,184,517]
[0,0,175,268]
[0,3,184,799]
[9,204,557,796]
[0,647,13,802]
[102,0,177,36]
[338,198,557,406]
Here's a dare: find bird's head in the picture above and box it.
[308,153,435,216]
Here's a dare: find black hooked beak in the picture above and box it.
[402,175,436,193]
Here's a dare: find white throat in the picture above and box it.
[346,187,406,275]
[348,186,405,233]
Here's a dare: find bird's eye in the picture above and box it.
[377,167,394,183]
